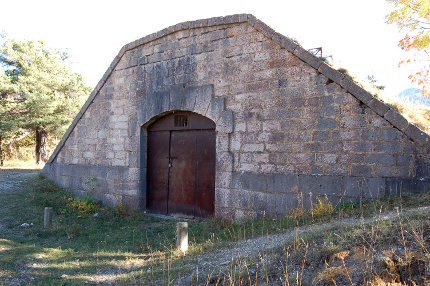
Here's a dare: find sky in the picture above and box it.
[0,0,418,97]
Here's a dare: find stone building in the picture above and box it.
[43,14,430,219]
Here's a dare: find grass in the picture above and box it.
[0,159,41,170]
[0,172,429,285]
[361,78,430,134]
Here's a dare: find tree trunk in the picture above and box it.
[8,142,13,160]
[36,129,48,165]
[0,136,3,167]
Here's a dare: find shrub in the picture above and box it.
[68,196,99,215]
[312,195,334,217]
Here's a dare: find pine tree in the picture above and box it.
[0,38,91,165]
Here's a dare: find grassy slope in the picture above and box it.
[0,173,429,285]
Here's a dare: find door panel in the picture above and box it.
[195,130,216,217]
[145,112,216,217]
[168,131,197,216]
[146,131,169,214]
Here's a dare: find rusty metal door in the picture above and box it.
[146,131,169,214]
[146,112,215,217]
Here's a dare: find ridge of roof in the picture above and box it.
[46,14,429,164]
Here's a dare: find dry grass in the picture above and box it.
[387,101,430,134]
[360,80,430,134]
[1,160,41,170]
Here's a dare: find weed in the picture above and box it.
[316,265,350,285]
[68,196,99,215]
[335,200,357,213]
[66,223,81,239]
[311,195,334,217]
[115,203,132,217]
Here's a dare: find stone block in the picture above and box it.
[368,115,390,128]
[385,177,430,196]
[368,98,389,116]
[240,172,267,191]
[216,134,229,152]
[215,188,232,208]
[236,189,253,209]
[381,129,402,141]
[215,171,232,188]
[169,85,185,110]
[343,176,385,199]
[343,141,372,153]
[206,97,225,123]
[341,78,373,105]
[318,117,337,129]
[216,152,233,171]
[333,130,361,141]
[235,122,246,132]
[384,109,408,131]
[298,175,342,197]
[339,115,367,128]
[279,34,297,52]
[194,85,213,115]
[350,164,373,177]
[253,19,277,41]
[360,129,380,141]
[216,110,234,133]
[266,173,298,193]
[262,121,280,131]
[374,166,398,177]
[215,206,234,220]
[231,172,242,189]
[373,141,402,154]
[404,124,429,146]
[316,154,338,164]
[312,131,331,142]
[293,45,322,70]
[182,87,198,111]
[318,63,344,85]
[289,153,314,164]
[146,90,170,121]
[242,143,265,152]
[366,153,394,166]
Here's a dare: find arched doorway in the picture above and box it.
[146,111,216,217]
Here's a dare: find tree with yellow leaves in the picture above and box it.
[387,0,430,96]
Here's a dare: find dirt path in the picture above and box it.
[0,170,39,231]
[177,205,430,285]
[0,169,39,193]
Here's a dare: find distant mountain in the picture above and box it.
[397,88,430,107]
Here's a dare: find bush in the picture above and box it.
[68,196,99,215]
[312,195,334,217]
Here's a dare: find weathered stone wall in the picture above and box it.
[43,14,430,219]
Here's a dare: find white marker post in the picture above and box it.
[176,222,188,254]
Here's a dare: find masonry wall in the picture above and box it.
[43,16,430,219]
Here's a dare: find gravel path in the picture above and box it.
[178,205,430,284]
[0,170,39,231]
[0,170,39,193]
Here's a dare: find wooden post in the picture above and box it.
[176,222,188,254]
[44,207,53,228]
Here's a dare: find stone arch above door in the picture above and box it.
[138,84,233,133]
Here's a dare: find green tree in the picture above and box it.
[387,0,430,96]
[0,39,91,164]
[0,67,22,166]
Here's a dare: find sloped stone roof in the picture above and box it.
[47,14,429,164]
